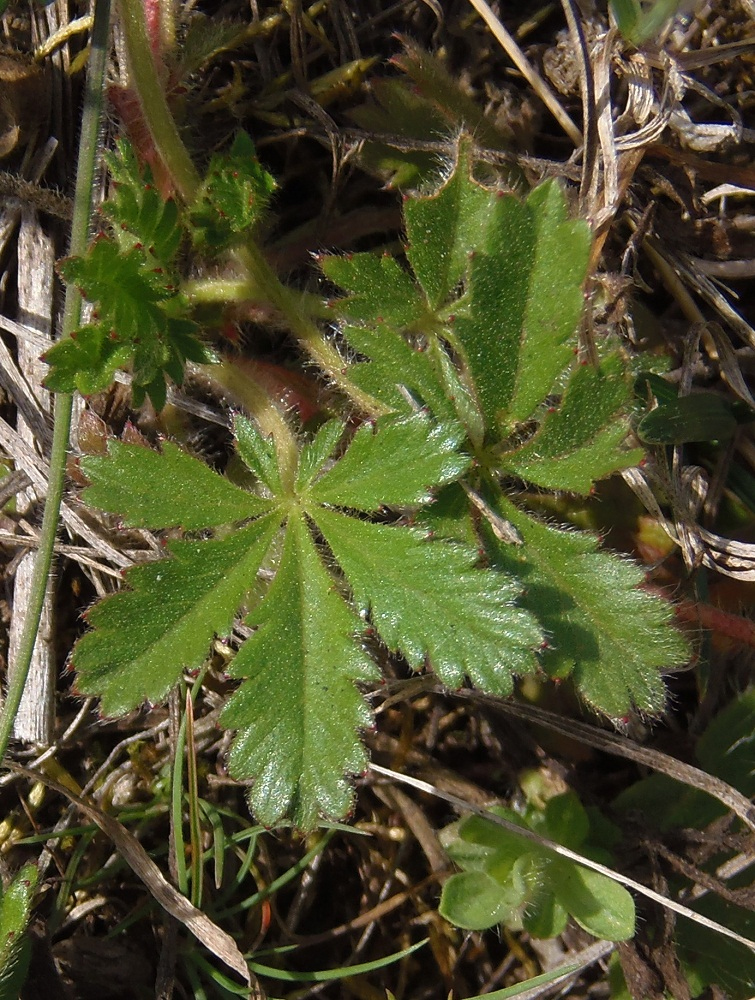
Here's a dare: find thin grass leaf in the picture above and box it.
[248,938,426,981]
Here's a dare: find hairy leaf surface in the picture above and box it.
[452,181,590,429]
[308,414,468,508]
[74,517,280,716]
[314,507,540,692]
[75,412,531,824]
[499,356,644,492]
[489,498,686,715]
[222,512,377,828]
[82,440,270,530]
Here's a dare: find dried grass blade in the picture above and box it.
[466,0,582,145]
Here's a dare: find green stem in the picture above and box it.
[119,0,387,420]
[204,359,299,490]
[0,0,112,762]
[237,242,390,418]
[183,276,333,320]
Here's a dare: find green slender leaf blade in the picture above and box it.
[453,181,590,429]
[404,139,495,310]
[489,500,688,715]
[73,517,280,716]
[321,252,426,327]
[609,0,641,38]
[308,414,468,510]
[463,963,580,1000]
[314,507,541,692]
[248,939,427,982]
[500,355,643,492]
[222,512,377,828]
[0,863,37,1000]
[82,441,270,530]
[555,861,635,940]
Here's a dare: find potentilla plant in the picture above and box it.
[44,133,688,828]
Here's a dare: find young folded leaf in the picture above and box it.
[47,136,236,408]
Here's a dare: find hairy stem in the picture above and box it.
[237,242,390,418]
[0,0,112,762]
[117,0,199,201]
[118,0,387,419]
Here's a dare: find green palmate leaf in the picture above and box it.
[313,507,541,692]
[308,414,468,508]
[416,482,478,546]
[81,440,270,530]
[51,234,201,406]
[499,355,644,493]
[76,411,525,825]
[489,498,687,715]
[0,863,37,1000]
[328,146,592,447]
[221,512,378,828]
[73,516,280,716]
[452,180,591,430]
[189,131,276,249]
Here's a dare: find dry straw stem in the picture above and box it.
[466,0,582,146]
[450,691,755,836]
